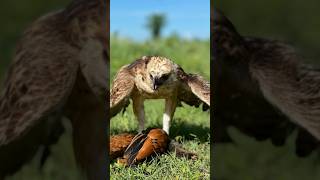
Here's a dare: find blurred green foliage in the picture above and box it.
[215,1,320,179]
[10,122,82,180]
[216,0,320,64]
[146,13,167,39]
[110,34,210,79]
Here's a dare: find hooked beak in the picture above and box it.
[152,78,159,90]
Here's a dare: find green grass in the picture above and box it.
[111,141,209,180]
[215,128,320,180]
[110,35,210,179]
[9,122,82,180]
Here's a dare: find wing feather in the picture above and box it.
[110,66,135,117]
[177,67,210,108]
[0,50,78,145]
[251,58,320,141]
[123,133,148,165]
[109,133,135,160]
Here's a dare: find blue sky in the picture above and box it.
[111,0,210,41]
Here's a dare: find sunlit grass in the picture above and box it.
[215,128,320,180]
[111,140,209,180]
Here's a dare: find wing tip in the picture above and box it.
[123,133,148,165]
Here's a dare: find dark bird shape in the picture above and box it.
[123,128,169,165]
[212,8,320,156]
[0,0,108,179]
[110,56,210,135]
[109,128,197,166]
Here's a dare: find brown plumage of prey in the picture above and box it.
[110,56,210,134]
[0,0,108,179]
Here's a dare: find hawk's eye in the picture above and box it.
[161,74,170,81]
[150,74,153,79]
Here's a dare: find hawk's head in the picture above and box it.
[145,56,177,91]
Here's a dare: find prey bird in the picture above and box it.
[110,56,210,134]
[212,8,320,156]
[0,0,108,179]
[121,128,169,165]
[109,128,197,166]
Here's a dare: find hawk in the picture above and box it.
[110,56,210,134]
[0,0,108,179]
[213,8,320,156]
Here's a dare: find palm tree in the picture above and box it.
[146,13,166,39]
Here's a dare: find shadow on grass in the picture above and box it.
[111,126,210,142]
[170,118,210,142]
[110,129,138,136]
[110,118,210,142]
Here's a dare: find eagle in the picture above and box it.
[0,0,108,179]
[213,8,320,156]
[110,56,210,134]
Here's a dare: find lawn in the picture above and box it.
[9,121,82,180]
[215,128,320,180]
[110,35,210,179]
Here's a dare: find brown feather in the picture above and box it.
[119,129,168,166]
[134,129,168,162]
[0,0,108,179]
[113,129,197,166]
[177,67,210,108]
[0,12,79,145]
[109,133,135,160]
[110,56,210,120]
[110,66,135,117]
[213,8,320,156]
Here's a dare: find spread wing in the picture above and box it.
[110,66,135,117]
[213,8,320,156]
[251,60,320,141]
[0,46,78,145]
[78,37,109,100]
[177,67,210,109]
